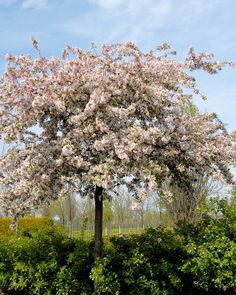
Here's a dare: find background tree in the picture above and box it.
[0,42,235,266]
[158,176,221,224]
[111,186,132,235]
[103,197,112,237]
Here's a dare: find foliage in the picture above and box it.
[0,227,93,294]
[182,236,236,293]
[0,198,235,294]
[0,217,53,234]
[159,176,212,224]
[91,198,236,295]
[176,196,236,241]
[0,217,15,234]
[178,197,236,294]
[91,227,186,295]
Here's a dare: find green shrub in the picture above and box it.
[0,197,235,295]
[0,217,53,234]
[182,237,236,294]
[0,227,93,294]
[178,197,236,294]
[91,198,236,295]
[19,217,53,230]
[0,217,12,234]
[91,228,187,295]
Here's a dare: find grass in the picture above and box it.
[71,227,145,239]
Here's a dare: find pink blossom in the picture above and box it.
[0,42,235,214]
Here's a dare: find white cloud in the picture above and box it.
[89,0,124,9]
[0,0,50,9]
[63,0,173,46]
[62,0,235,52]
[0,0,16,5]
[21,0,49,9]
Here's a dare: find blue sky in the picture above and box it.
[0,0,236,132]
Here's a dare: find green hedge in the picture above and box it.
[91,227,186,295]
[91,197,236,295]
[0,217,53,234]
[91,225,235,295]
[0,198,235,294]
[0,227,94,294]
[0,224,235,294]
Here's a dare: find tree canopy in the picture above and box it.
[0,42,235,215]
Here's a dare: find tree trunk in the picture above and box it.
[12,213,19,232]
[68,194,73,237]
[94,186,103,291]
[94,186,103,260]
[141,205,144,230]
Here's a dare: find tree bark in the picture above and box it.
[94,186,103,260]
[68,194,73,237]
[12,213,19,232]
[141,204,144,230]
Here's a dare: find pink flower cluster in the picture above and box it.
[0,42,235,214]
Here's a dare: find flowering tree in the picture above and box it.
[0,42,235,258]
